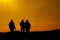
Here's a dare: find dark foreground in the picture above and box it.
[0,29,60,40]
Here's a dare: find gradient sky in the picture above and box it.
[0,0,60,32]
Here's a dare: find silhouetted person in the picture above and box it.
[20,19,25,32]
[25,20,31,32]
[9,20,15,32]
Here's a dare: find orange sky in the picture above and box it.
[0,0,60,32]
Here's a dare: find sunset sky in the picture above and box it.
[0,0,60,32]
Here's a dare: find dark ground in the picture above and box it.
[0,29,60,40]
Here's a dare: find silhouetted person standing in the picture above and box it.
[25,20,31,32]
[20,19,25,32]
[9,20,15,32]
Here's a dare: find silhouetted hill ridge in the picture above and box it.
[0,29,60,40]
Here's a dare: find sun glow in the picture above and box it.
[0,0,11,3]
[0,0,8,3]
[3,0,7,2]
[0,0,18,9]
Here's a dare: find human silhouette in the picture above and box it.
[20,19,25,32]
[25,20,31,32]
[9,20,15,32]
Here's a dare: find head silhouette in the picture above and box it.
[22,19,24,22]
[11,20,13,22]
[26,20,28,22]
